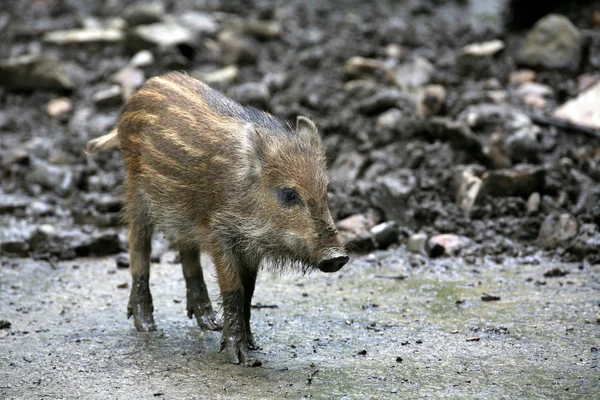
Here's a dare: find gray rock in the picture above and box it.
[25,160,73,195]
[130,50,154,68]
[43,28,123,45]
[416,84,446,117]
[111,66,145,99]
[344,57,384,80]
[329,151,367,185]
[74,232,122,257]
[427,234,472,257]
[229,82,270,109]
[193,65,239,86]
[230,19,281,40]
[376,108,403,130]
[336,213,379,252]
[29,224,58,252]
[0,54,73,92]
[46,97,73,118]
[456,39,504,77]
[407,232,428,254]
[116,253,130,269]
[370,222,399,249]
[482,165,545,198]
[553,81,600,130]
[122,2,164,27]
[369,169,417,222]
[527,192,541,214]
[0,196,29,215]
[217,30,259,65]
[516,14,583,71]
[92,86,123,108]
[357,88,407,115]
[179,12,218,37]
[456,166,483,213]
[125,22,194,54]
[391,56,434,90]
[538,213,578,249]
[504,125,542,163]
[0,240,29,256]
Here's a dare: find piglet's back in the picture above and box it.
[117,72,269,235]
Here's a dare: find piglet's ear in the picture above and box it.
[296,116,322,147]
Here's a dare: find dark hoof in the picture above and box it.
[220,334,257,365]
[194,311,223,331]
[127,303,156,332]
[247,333,260,350]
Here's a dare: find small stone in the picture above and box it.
[125,22,194,54]
[337,213,378,252]
[459,39,505,58]
[516,14,583,71]
[0,240,29,256]
[217,30,259,65]
[0,320,11,330]
[117,282,129,289]
[193,65,239,86]
[482,165,545,198]
[509,70,537,85]
[553,81,600,130]
[481,293,500,301]
[357,88,407,115]
[456,166,483,213]
[29,224,57,251]
[111,66,145,100]
[504,125,542,163]
[543,267,569,278]
[407,233,427,254]
[466,337,481,342]
[25,160,72,193]
[370,222,399,249]
[46,97,73,118]
[94,195,122,213]
[395,356,403,363]
[179,12,218,37]
[369,169,417,223]
[92,86,123,108]
[427,234,472,257]
[231,20,281,40]
[0,54,73,92]
[357,349,367,356]
[116,253,130,269]
[130,50,154,68]
[344,56,384,80]
[538,213,578,249]
[416,84,446,117]
[456,40,504,77]
[74,232,121,257]
[329,151,367,185]
[43,28,123,45]
[391,56,434,89]
[122,2,164,27]
[376,108,403,130]
[527,192,541,214]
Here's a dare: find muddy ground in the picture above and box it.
[1,0,600,398]
[1,254,599,399]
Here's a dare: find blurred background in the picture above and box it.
[1,1,600,398]
[0,0,599,263]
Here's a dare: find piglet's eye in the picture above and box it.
[275,187,301,208]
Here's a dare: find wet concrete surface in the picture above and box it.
[1,251,599,399]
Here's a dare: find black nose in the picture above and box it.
[317,252,349,273]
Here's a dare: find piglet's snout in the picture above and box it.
[317,247,349,273]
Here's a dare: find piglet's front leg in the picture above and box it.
[215,254,261,367]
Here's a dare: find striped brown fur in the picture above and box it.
[87,71,348,365]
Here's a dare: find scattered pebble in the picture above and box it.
[0,320,11,330]
[46,97,73,118]
[466,337,480,342]
[481,293,501,302]
[543,267,569,278]
[357,349,367,356]
[117,282,128,289]
[116,253,129,269]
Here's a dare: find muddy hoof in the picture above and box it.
[220,334,256,365]
[127,303,156,332]
[247,333,260,350]
[194,311,223,331]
